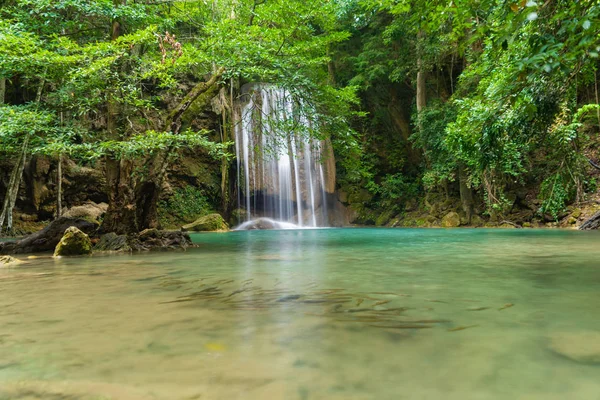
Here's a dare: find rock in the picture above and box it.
[338,190,349,204]
[62,202,108,222]
[235,218,291,230]
[0,255,22,267]
[182,213,228,232]
[471,215,484,227]
[375,211,393,227]
[441,211,461,228]
[347,189,373,205]
[547,331,600,364]
[580,211,600,230]
[19,213,38,222]
[571,209,582,219]
[522,222,532,228]
[134,230,194,251]
[0,217,98,254]
[95,230,194,252]
[229,208,248,226]
[94,232,132,252]
[54,226,93,257]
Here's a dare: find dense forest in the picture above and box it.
[2,0,600,237]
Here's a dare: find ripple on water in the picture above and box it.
[1,228,600,400]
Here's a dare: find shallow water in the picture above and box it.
[1,228,600,400]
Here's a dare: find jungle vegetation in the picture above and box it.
[1,0,600,234]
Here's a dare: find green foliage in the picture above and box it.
[159,186,211,227]
[366,173,419,213]
[539,173,571,221]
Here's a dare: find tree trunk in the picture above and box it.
[135,69,225,230]
[56,153,63,218]
[458,162,473,223]
[416,61,426,114]
[101,71,224,234]
[101,158,138,234]
[100,6,141,234]
[0,78,5,105]
[416,30,426,115]
[0,136,29,235]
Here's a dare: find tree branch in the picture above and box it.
[166,67,225,134]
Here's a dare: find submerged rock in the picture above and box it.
[182,213,228,232]
[0,217,97,255]
[548,331,600,364]
[0,255,22,267]
[54,226,93,257]
[441,211,461,228]
[235,218,298,230]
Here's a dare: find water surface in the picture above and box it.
[1,228,599,399]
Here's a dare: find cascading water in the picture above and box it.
[234,84,329,228]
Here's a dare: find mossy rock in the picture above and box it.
[229,208,249,227]
[571,209,582,219]
[94,232,132,252]
[53,226,92,257]
[441,211,461,228]
[375,211,394,227]
[182,213,229,232]
[471,215,484,227]
[0,255,22,267]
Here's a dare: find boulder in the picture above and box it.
[471,215,484,227]
[547,331,600,364]
[94,232,132,252]
[54,226,93,257]
[375,211,394,227]
[94,230,194,252]
[0,255,22,267]
[0,217,98,254]
[62,202,108,222]
[441,211,461,228]
[182,213,228,232]
[237,218,277,230]
[580,211,600,230]
[234,217,299,230]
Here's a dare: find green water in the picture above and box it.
[1,228,600,400]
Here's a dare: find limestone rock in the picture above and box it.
[63,202,108,222]
[441,211,461,228]
[580,211,600,230]
[0,255,22,267]
[94,232,131,252]
[54,226,93,257]
[471,215,484,227]
[547,331,600,364]
[375,211,394,227]
[182,213,228,232]
[229,208,249,226]
[94,230,194,252]
[236,218,277,230]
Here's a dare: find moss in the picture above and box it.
[441,211,461,227]
[181,213,229,232]
[375,211,394,227]
[53,226,92,257]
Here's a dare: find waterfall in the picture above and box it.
[234,84,329,228]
